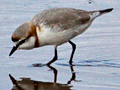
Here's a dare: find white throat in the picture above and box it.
[18,36,36,49]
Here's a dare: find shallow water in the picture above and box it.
[0,0,120,90]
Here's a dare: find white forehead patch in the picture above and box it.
[90,12,100,20]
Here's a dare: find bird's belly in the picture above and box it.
[38,30,76,46]
[37,22,91,47]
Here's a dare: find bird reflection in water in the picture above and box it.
[9,64,80,90]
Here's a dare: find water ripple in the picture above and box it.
[77,59,120,68]
[56,59,120,68]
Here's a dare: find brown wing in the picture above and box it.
[31,8,90,31]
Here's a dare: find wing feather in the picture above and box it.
[31,8,90,32]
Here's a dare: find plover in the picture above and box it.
[9,8,113,65]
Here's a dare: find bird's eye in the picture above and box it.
[90,13,94,16]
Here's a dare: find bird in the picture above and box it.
[9,7,113,66]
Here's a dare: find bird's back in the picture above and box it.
[31,8,91,31]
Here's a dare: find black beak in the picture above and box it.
[9,46,18,56]
[9,74,18,86]
[99,8,113,15]
[9,38,27,56]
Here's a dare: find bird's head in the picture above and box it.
[9,22,40,56]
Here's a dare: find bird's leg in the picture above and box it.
[69,40,76,65]
[47,47,58,66]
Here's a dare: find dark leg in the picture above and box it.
[47,47,58,66]
[69,40,76,65]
